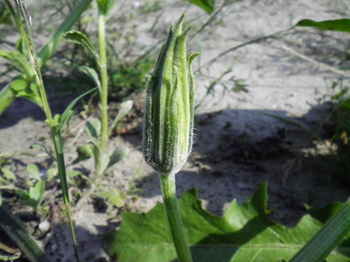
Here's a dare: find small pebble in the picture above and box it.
[38,220,50,232]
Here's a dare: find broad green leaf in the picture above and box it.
[85,118,101,139]
[108,100,133,135]
[72,144,94,164]
[26,164,40,180]
[296,19,350,33]
[9,78,27,92]
[99,189,126,207]
[79,66,101,92]
[97,0,115,16]
[29,180,45,202]
[63,30,100,63]
[104,183,350,262]
[8,79,42,106]
[189,0,215,14]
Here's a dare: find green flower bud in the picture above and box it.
[143,13,199,175]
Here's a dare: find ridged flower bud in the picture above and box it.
[143,13,199,175]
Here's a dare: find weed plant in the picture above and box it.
[1,1,350,262]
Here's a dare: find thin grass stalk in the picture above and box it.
[98,13,109,152]
[14,1,80,261]
[94,12,109,178]
[160,172,193,262]
[290,199,350,262]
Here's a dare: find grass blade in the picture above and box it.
[290,199,350,262]
[0,206,52,262]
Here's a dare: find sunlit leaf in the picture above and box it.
[72,144,94,164]
[29,180,45,202]
[105,183,350,262]
[26,164,40,180]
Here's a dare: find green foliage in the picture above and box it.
[63,30,100,64]
[96,0,115,16]
[86,118,102,139]
[109,100,133,135]
[297,19,350,33]
[14,164,46,213]
[0,2,12,25]
[291,200,350,262]
[105,183,350,262]
[98,189,126,207]
[0,50,34,76]
[79,66,102,92]
[109,56,155,98]
[189,0,216,14]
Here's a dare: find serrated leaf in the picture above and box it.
[85,118,101,139]
[189,0,215,14]
[108,100,133,135]
[63,30,100,63]
[99,189,126,207]
[296,19,350,33]
[104,183,350,262]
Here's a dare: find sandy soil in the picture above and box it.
[1,0,350,261]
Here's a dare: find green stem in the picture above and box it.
[51,130,80,262]
[98,14,109,153]
[159,172,193,262]
[14,3,81,260]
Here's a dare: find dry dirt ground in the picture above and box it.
[1,0,350,261]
